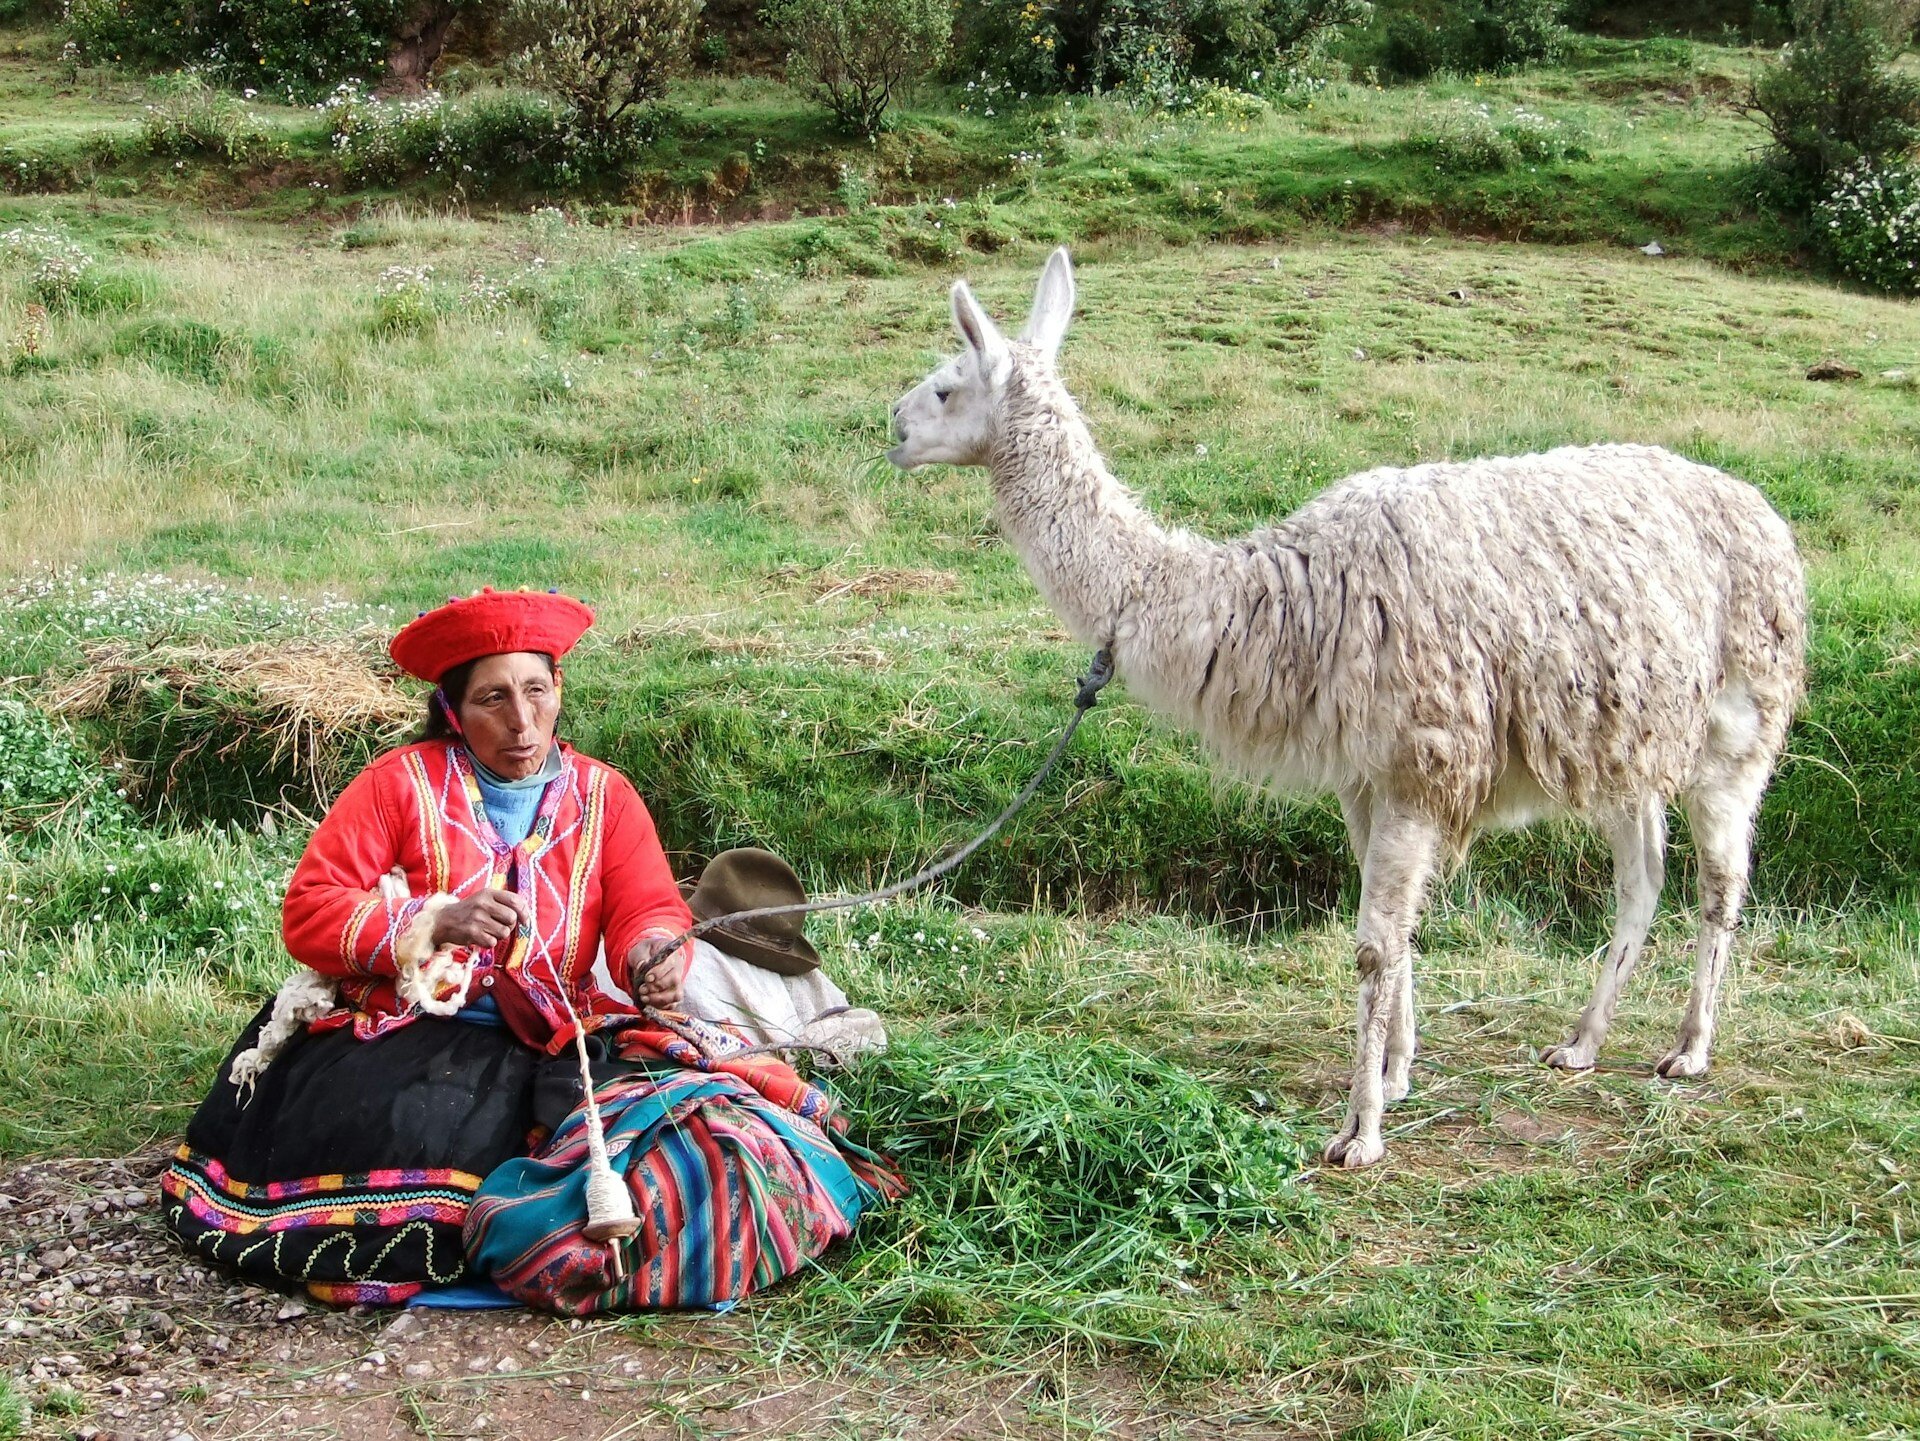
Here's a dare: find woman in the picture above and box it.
[163,588,896,1308]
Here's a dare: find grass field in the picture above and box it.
[3,20,1919,1439]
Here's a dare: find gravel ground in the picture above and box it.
[1,1156,1279,1441]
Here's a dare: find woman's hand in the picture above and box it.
[431,890,530,952]
[627,935,686,1010]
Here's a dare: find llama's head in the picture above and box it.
[887,247,1075,470]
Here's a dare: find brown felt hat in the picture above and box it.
[678,848,821,976]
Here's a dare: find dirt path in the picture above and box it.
[2,1156,1290,1441]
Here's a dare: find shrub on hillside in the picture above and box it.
[139,72,277,163]
[1747,0,1920,209]
[0,222,95,310]
[765,0,953,137]
[1818,156,1920,291]
[1448,0,1567,70]
[66,0,415,97]
[323,83,450,182]
[507,0,698,141]
[1376,0,1568,78]
[1408,98,1587,170]
[324,84,670,187]
[952,0,1369,101]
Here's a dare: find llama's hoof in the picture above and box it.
[1542,1041,1596,1072]
[1383,1069,1413,1104]
[1655,1049,1710,1080]
[1323,1131,1386,1169]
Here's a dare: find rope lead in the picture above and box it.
[654,646,1118,952]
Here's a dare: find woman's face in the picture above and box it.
[456,652,561,780]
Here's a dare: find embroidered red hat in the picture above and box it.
[389,587,595,683]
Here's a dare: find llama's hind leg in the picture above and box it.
[1658,753,1769,1079]
[1544,797,1667,1072]
[1325,808,1442,1169]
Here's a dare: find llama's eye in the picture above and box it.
[934,388,952,404]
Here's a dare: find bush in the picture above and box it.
[0,222,96,311]
[324,83,672,188]
[766,0,952,137]
[322,83,450,183]
[66,0,415,97]
[1379,10,1446,77]
[1818,156,1920,291]
[1447,0,1567,71]
[1747,0,1920,209]
[139,72,276,162]
[1407,98,1588,171]
[0,699,134,838]
[952,0,1368,100]
[507,0,699,140]
[1376,0,1567,79]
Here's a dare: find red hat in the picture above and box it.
[389,587,595,684]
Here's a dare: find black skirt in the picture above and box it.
[163,1003,574,1305]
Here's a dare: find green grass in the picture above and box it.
[2,26,1919,1440]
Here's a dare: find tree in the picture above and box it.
[1746,0,1920,207]
[510,0,703,139]
[767,0,953,137]
[384,0,468,92]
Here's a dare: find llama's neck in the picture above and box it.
[987,356,1313,770]
[986,359,1188,650]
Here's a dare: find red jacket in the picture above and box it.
[282,740,693,1053]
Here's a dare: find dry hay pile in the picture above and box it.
[808,568,959,605]
[51,636,416,808]
[762,564,961,606]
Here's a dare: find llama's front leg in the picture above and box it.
[1325,810,1442,1169]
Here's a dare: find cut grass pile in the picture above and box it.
[812,1029,1313,1351]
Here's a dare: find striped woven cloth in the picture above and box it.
[464,1017,904,1315]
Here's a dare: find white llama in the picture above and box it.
[887,248,1806,1167]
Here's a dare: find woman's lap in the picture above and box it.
[466,1063,892,1315]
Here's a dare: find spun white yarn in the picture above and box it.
[227,880,467,1099]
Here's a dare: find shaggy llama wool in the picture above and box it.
[887,249,1807,1168]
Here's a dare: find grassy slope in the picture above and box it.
[1,30,1918,1441]
[3,25,1805,266]
[4,216,1916,910]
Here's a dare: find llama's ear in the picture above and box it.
[951,280,1010,383]
[1020,247,1075,359]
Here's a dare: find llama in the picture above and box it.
[887,248,1806,1167]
